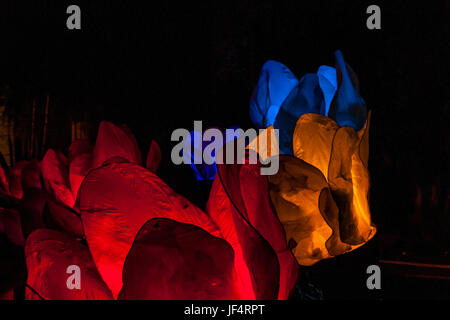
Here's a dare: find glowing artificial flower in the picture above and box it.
[24,122,296,300]
[249,50,376,265]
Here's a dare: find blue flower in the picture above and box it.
[249,50,367,154]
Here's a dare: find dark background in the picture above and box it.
[0,0,449,299]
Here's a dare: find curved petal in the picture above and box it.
[45,199,84,238]
[119,124,143,165]
[317,65,338,117]
[146,140,161,173]
[250,60,299,129]
[25,229,113,300]
[246,126,280,162]
[0,167,9,195]
[183,130,217,181]
[214,160,299,299]
[41,149,75,208]
[206,163,281,300]
[69,152,93,200]
[119,218,238,300]
[268,155,351,266]
[92,121,142,169]
[78,161,220,298]
[328,112,376,245]
[328,50,367,131]
[293,113,339,180]
[274,74,325,155]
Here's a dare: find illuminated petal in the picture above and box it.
[78,161,220,298]
[146,140,161,173]
[119,124,143,164]
[41,149,75,208]
[0,167,9,195]
[182,130,217,181]
[293,113,339,180]
[328,50,367,131]
[328,112,376,245]
[92,121,142,169]
[45,199,84,238]
[214,160,299,299]
[250,60,299,128]
[268,155,350,266]
[317,65,338,116]
[246,126,280,162]
[274,74,325,154]
[119,218,238,300]
[69,152,93,200]
[207,174,280,300]
[25,229,113,300]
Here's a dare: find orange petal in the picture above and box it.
[328,113,375,245]
[246,126,279,162]
[268,155,350,265]
[292,113,339,180]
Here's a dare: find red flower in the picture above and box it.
[24,121,298,300]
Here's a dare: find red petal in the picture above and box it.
[41,149,75,208]
[69,152,93,199]
[25,229,113,300]
[119,124,142,165]
[0,167,9,195]
[146,140,161,173]
[92,122,141,169]
[119,218,238,299]
[206,166,281,299]
[46,199,84,238]
[216,162,299,299]
[78,161,220,298]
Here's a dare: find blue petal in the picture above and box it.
[249,60,299,128]
[317,65,338,117]
[328,50,367,131]
[183,128,241,181]
[274,73,325,155]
